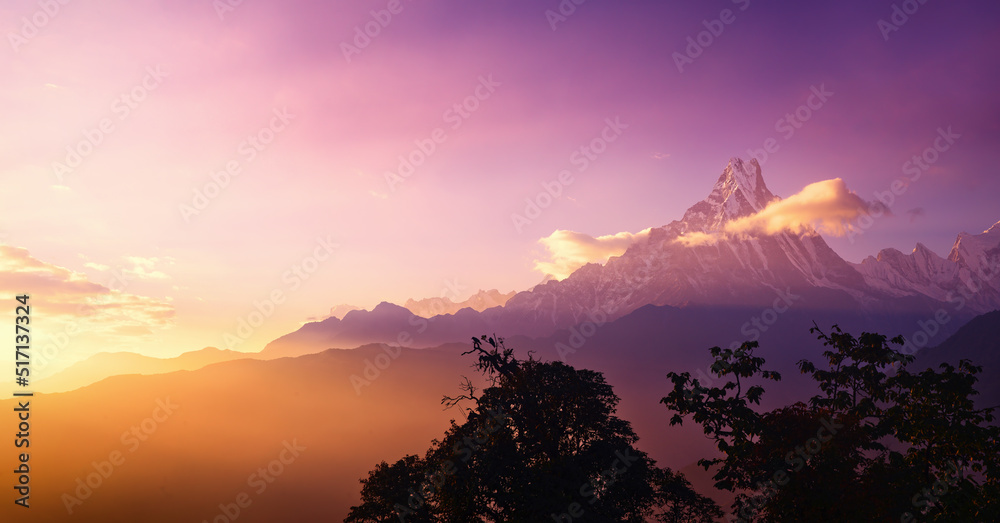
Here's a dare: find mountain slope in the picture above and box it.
[854,222,1000,312]
[0,347,254,398]
[0,343,478,522]
[917,309,1000,408]
[495,157,968,328]
[31,347,251,395]
[263,158,1000,358]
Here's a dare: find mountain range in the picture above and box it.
[403,288,516,317]
[3,157,998,521]
[263,158,1000,358]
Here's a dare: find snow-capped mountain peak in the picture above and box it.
[507,158,1000,328]
[855,224,1000,312]
[672,158,777,235]
[276,158,1000,351]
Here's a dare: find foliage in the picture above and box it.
[347,335,722,522]
[661,324,1000,522]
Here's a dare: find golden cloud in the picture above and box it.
[675,178,880,245]
[535,228,652,280]
[0,245,175,336]
[726,178,874,236]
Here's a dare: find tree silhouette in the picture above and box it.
[346,335,721,522]
[661,324,1000,522]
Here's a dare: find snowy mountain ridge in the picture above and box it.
[500,157,1000,325]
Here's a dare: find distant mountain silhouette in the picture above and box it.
[0,347,251,397]
[4,304,973,521]
[918,309,1000,407]
[0,343,482,522]
[4,158,994,521]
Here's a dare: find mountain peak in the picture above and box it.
[328,304,362,320]
[403,288,515,317]
[371,301,412,315]
[948,224,1000,270]
[720,157,765,196]
[672,157,776,234]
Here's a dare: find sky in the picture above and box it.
[1,0,998,369]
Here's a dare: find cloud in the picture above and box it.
[0,246,106,299]
[82,256,172,280]
[727,178,874,236]
[0,245,175,336]
[675,178,881,245]
[124,256,171,280]
[534,228,652,280]
[673,231,719,247]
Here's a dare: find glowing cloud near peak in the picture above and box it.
[728,178,876,236]
[676,178,882,246]
[534,228,652,280]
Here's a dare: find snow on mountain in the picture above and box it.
[854,221,1000,313]
[404,289,515,317]
[269,158,999,355]
[501,158,882,326]
[665,157,775,234]
[949,221,1000,281]
[503,158,1000,326]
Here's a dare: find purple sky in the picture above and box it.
[2,0,998,361]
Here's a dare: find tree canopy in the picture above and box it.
[661,324,1000,522]
[346,335,721,522]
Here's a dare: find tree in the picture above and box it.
[347,335,721,522]
[661,324,1000,522]
[345,455,437,523]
